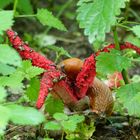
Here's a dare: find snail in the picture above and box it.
[58,58,114,115]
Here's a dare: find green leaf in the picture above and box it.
[131,75,140,83]
[0,63,16,75]
[0,105,10,129]
[61,120,77,132]
[0,44,21,66]
[47,45,71,58]
[53,113,68,121]
[77,0,92,6]
[69,114,85,124]
[117,82,140,117]
[0,0,13,9]
[44,121,61,131]
[0,11,14,33]
[0,60,43,88]
[25,77,40,101]
[96,50,131,75]
[18,60,44,79]
[125,93,140,117]
[0,86,6,102]
[26,66,44,79]
[34,34,56,47]
[0,72,24,88]
[77,0,127,43]
[36,8,67,31]
[17,0,33,14]
[117,82,140,103]
[7,104,45,125]
[131,25,140,39]
[125,34,140,47]
[44,138,54,140]
[45,94,64,116]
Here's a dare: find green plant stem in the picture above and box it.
[61,131,64,140]
[116,23,131,30]
[55,52,60,63]
[15,14,36,18]
[132,58,140,62]
[113,27,120,50]
[13,0,18,16]
[122,21,140,25]
[122,69,130,84]
[113,27,130,84]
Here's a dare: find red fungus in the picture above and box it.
[6,29,55,70]
[121,42,140,54]
[36,70,61,109]
[7,29,140,114]
[75,54,96,99]
[6,29,77,109]
[36,70,78,109]
[96,42,140,55]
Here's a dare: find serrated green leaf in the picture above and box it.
[0,44,21,66]
[77,0,127,43]
[25,77,40,101]
[0,72,24,88]
[26,66,44,79]
[0,86,6,102]
[117,82,140,103]
[0,11,14,33]
[124,34,140,47]
[0,0,13,9]
[21,60,32,69]
[47,45,71,58]
[117,82,140,117]
[7,104,45,125]
[36,8,67,31]
[0,105,10,129]
[61,120,77,132]
[17,0,33,14]
[131,25,140,39]
[0,63,16,75]
[96,50,131,75]
[131,75,140,83]
[53,113,68,121]
[44,121,61,130]
[18,60,44,79]
[125,93,140,117]
[45,94,64,116]
[69,114,85,124]
[77,0,92,6]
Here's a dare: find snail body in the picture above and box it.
[58,58,114,115]
[57,58,83,80]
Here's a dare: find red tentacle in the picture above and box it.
[96,42,140,55]
[6,29,77,109]
[36,70,78,109]
[120,42,140,54]
[75,54,96,99]
[6,29,55,70]
[36,70,61,109]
